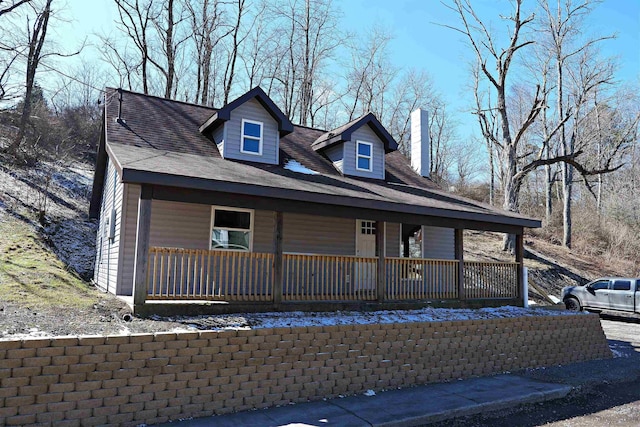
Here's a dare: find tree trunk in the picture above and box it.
[545,163,553,222]
[7,0,53,155]
[501,145,518,253]
[562,164,572,248]
[488,142,495,206]
[164,0,175,99]
[224,0,243,104]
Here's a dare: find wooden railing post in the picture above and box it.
[454,228,464,300]
[273,211,284,305]
[133,186,152,309]
[376,221,385,302]
[515,232,524,305]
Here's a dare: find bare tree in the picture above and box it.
[0,0,32,16]
[584,88,640,213]
[471,62,503,206]
[148,0,191,99]
[538,0,615,248]
[6,0,52,155]
[186,0,232,105]
[0,1,33,101]
[113,0,156,94]
[222,0,249,104]
[99,33,141,91]
[264,0,341,125]
[343,24,396,122]
[452,138,482,191]
[446,0,623,251]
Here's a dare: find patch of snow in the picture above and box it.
[609,343,630,358]
[363,389,376,397]
[283,159,319,175]
[171,306,582,331]
[548,295,561,304]
[2,330,53,340]
[52,170,92,199]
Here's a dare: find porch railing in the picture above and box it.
[147,248,273,301]
[282,254,377,301]
[146,248,519,302]
[464,262,519,299]
[385,258,459,300]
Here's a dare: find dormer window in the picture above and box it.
[356,141,373,172]
[241,119,263,155]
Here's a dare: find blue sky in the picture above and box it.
[55,0,638,143]
[340,0,639,135]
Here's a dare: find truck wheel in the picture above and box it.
[564,297,581,311]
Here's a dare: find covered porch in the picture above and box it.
[129,184,528,315]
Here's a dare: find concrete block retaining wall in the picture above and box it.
[0,313,611,426]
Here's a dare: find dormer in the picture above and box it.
[200,87,293,165]
[312,113,398,180]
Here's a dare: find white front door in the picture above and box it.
[355,220,377,290]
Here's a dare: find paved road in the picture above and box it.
[600,316,640,357]
[432,315,640,427]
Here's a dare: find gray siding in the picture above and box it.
[212,125,224,155]
[94,157,124,294]
[385,222,401,257]
[422,226,455,260]
[283,213,355,255]
[343,125,385,180]
[254,210,275,253]
[119,184,140,296]
[324,145,344,173]
[223,98,279,164]
[150,200,211,249]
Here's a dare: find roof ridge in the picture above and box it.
[105,87,218,111]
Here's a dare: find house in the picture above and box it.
[89,87,540,315]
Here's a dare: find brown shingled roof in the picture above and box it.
[96,88,540,230]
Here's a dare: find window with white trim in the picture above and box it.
[241,119,263,155]
[211,207,253,251]
[356,141,373,171]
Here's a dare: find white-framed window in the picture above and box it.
[356,141,373,172]
[240,119,263,155]
[210,207,254,251]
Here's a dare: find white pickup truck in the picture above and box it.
[562,278,640,313]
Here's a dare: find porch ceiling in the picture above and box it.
[109,142,540,233]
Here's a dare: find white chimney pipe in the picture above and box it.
[410,108,430,178]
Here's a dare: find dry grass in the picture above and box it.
[0,212,104,309]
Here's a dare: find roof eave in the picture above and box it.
[311,134,345,152]
[199,111,226,133]
[120,167,541,230]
